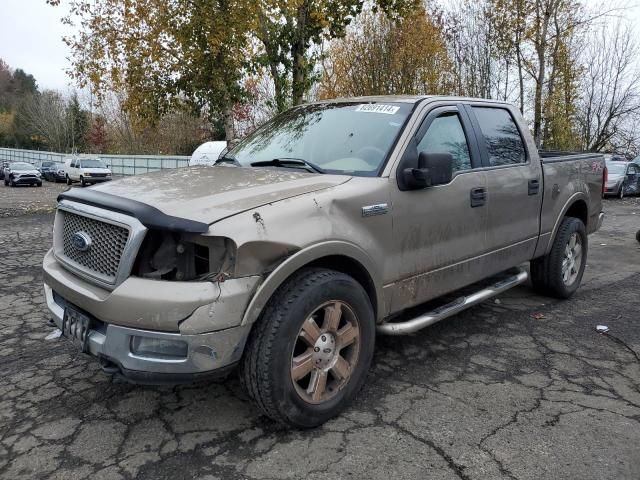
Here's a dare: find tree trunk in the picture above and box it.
[516,46,525,114]
[223,103,235,142]
[533,3,553,149]
[291,2,309,105]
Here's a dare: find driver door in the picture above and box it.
[388,105,488,312]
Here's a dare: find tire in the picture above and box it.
[240,268,375,428]
[619,185,625,199]
[66,175,72,186]
[37,182,42,187]
[636,229,640,243]
[80,176,86,187]
[530,216,587,299]
[9,178,15,187]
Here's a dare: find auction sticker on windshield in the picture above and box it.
[355,104,400,115]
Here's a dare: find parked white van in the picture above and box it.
[64,157,112,187]
[189,141,227,167]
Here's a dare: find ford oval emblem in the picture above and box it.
[71,231,92,252]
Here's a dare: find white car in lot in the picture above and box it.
[64,158,112,187]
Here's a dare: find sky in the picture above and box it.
[1,0,640,92]
[0,0,73,91]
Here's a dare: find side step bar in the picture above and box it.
[377,268,528,336]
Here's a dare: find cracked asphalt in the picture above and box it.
[1,182,639,479]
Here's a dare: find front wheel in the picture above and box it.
[619,185,625,199]
[531,217,587,299]
[240,268,375,428]
[66,175,72,186]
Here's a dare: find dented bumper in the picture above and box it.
[42,248,260,333]
[42,249,262,382]
[44,284,251,382]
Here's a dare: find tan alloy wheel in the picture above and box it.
[290,300,360,404]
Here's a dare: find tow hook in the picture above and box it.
[99,357,120,375]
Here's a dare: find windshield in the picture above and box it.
[606,162,626,175]
[81,159,107,168]
[226,102,413,175]
[10,162,34,170]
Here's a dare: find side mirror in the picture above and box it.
[402,152,454,190]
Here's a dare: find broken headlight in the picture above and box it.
[132,230,236,281]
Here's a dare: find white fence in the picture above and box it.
[0,148,190,176]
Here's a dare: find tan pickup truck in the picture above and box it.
[43,96,605,427]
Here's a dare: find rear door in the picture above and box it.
[465,105,542,272]
[388,105,489,311]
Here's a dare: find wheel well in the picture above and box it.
[565,200,588,228]
[305,255,378,317]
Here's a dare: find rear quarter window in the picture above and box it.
[472,107,526,166]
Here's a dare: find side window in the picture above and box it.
[416,113,472,172]
[472,107,526,166]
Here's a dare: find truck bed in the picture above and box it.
[534,150,605,258]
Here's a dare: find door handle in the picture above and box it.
[470,187,486,207]
[528,179,540,195]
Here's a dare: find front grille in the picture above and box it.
[20,174,36,178]
[90,173,108,178]
[61,211,130,282]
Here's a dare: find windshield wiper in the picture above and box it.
[250,157,325,174]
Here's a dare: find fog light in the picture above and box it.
[130,336,188,359]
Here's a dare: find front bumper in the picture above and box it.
[83,176,112,183]
[12,176,40,185]
[44,284,251,383]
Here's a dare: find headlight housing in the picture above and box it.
[132,230,236,281]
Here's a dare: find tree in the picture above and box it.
[577,21,640,153]
[51,0,258,141]
[16,90,71,152]
[66,92,90,151]
[318,7,452,98]
[254,0,416,112]
[445,0,496,99]
[86,115,108,153]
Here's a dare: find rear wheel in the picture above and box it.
[530,216,587,298]
[240,268,375,428]
[66,175,72,186]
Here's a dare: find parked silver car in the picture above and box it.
[3,162,42,187]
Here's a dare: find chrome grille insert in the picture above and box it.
[53,200,148,290]
[61,211,129,280]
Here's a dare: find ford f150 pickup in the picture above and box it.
[43,96,605,427]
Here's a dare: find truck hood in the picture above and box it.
[89,165,351,224]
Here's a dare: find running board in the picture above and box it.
[377,268,529,336]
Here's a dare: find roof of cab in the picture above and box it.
[310,94,512,106]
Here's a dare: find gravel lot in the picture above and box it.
[1,182,639,480]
